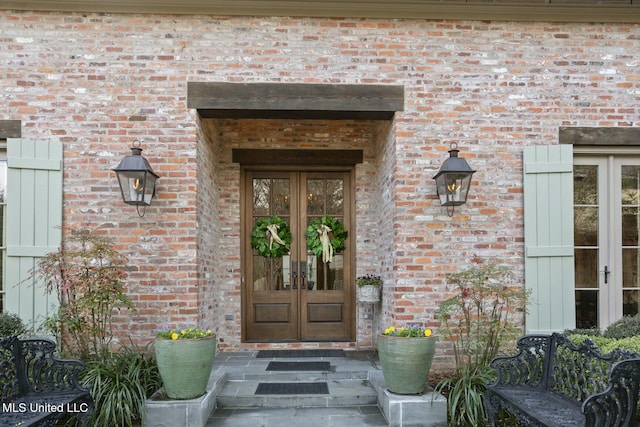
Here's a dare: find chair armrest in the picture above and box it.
[582,358,640,427]
[488,334,550,387]
[20,338,89,393]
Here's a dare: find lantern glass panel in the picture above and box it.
[116,170,156,206]
[436,172,472,206]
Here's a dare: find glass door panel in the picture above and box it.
[621,164,640,316]
[574,163,602,329]
[574,157,640,330]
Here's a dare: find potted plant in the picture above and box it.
[155,326,216,399]
[378,324,435,394]
[356,274,382,303]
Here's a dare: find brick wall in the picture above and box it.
[1,10,638,360]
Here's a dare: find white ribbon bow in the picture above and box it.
[317,224,334,264]
[266,223,286,250]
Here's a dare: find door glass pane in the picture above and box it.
[575,290,598,329]
[575,249,598,288]
[326,179,344,216]
[306,177,345,291]
[253,256,289,291]
[307,179,325,216]
[574,164,599,329]
[623,290,639,317]
[307,253,344,291]
[621,165,639,315]
[252,177,290,291]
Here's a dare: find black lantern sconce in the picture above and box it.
[433,144,475,217]
[112,142,159,217]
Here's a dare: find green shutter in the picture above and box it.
[5,139,62,331]
[523,145,575,334]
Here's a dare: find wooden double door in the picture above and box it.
[243,169,353,341]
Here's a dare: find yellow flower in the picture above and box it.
[171,332,179,340]
[181,330,186,335]
[397,327,406,334]
[424,329,432,337]
[384,326,395,335]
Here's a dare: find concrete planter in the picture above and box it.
[357,285,381,303]
[155,335,216,400]
[378,335,436,395]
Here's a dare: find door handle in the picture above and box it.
[291,261,298,290]
[602,265,609,284]
[300,261,307,290]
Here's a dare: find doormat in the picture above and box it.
[256,349,345,358]
[266,361,331,371]
[255,382,329,395]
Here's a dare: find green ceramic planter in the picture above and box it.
[155,335,216,399]
[378,334,436,394]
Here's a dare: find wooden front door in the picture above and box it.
[243,170,353,341]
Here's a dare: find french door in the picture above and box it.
[243,170,353,341]
[574,156,640,329]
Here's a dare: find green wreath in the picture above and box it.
[305,215,348,260]
[251,216,292,258]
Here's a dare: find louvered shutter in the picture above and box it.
[523,145,575,334]
[5,139,62,330]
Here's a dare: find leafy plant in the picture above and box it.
[32,228,134,358]
[603,314,640,339]
[0,312,26,337]
[435,364,495,427]
[383,324,433,337]
[156,326,213,340]
[356,274,382,287]
[436,258,530,371]
[81,343,161,427]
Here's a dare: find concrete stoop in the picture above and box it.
[369,371,447,427]
[143,370,226,427]
[143,353,447,427]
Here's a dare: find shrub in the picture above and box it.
[603,314,640,339]
[564,327,601,337]
[31,228,134,358]
[437,258,531,370]
[0,312,26,337]
[436,257,530,427]
[81,343,161,427]
[569,333,640,355]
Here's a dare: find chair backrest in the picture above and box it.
[547,333,639,402]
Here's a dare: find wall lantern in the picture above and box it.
[112,142,159,217]
[433,144,475,217]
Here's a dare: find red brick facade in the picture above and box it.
[1,10,639,367]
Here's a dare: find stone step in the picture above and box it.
[207,406,389,427]
[217,378,378,408]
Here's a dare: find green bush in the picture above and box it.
[0,312,26,337]
[81,343,161,427]
[564,327,601,337]
[568,334,640,354]
[603,314,640,339]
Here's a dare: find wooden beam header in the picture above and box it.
[232,149,363,165]
[188,82,404,120]
[560,127,640,146]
